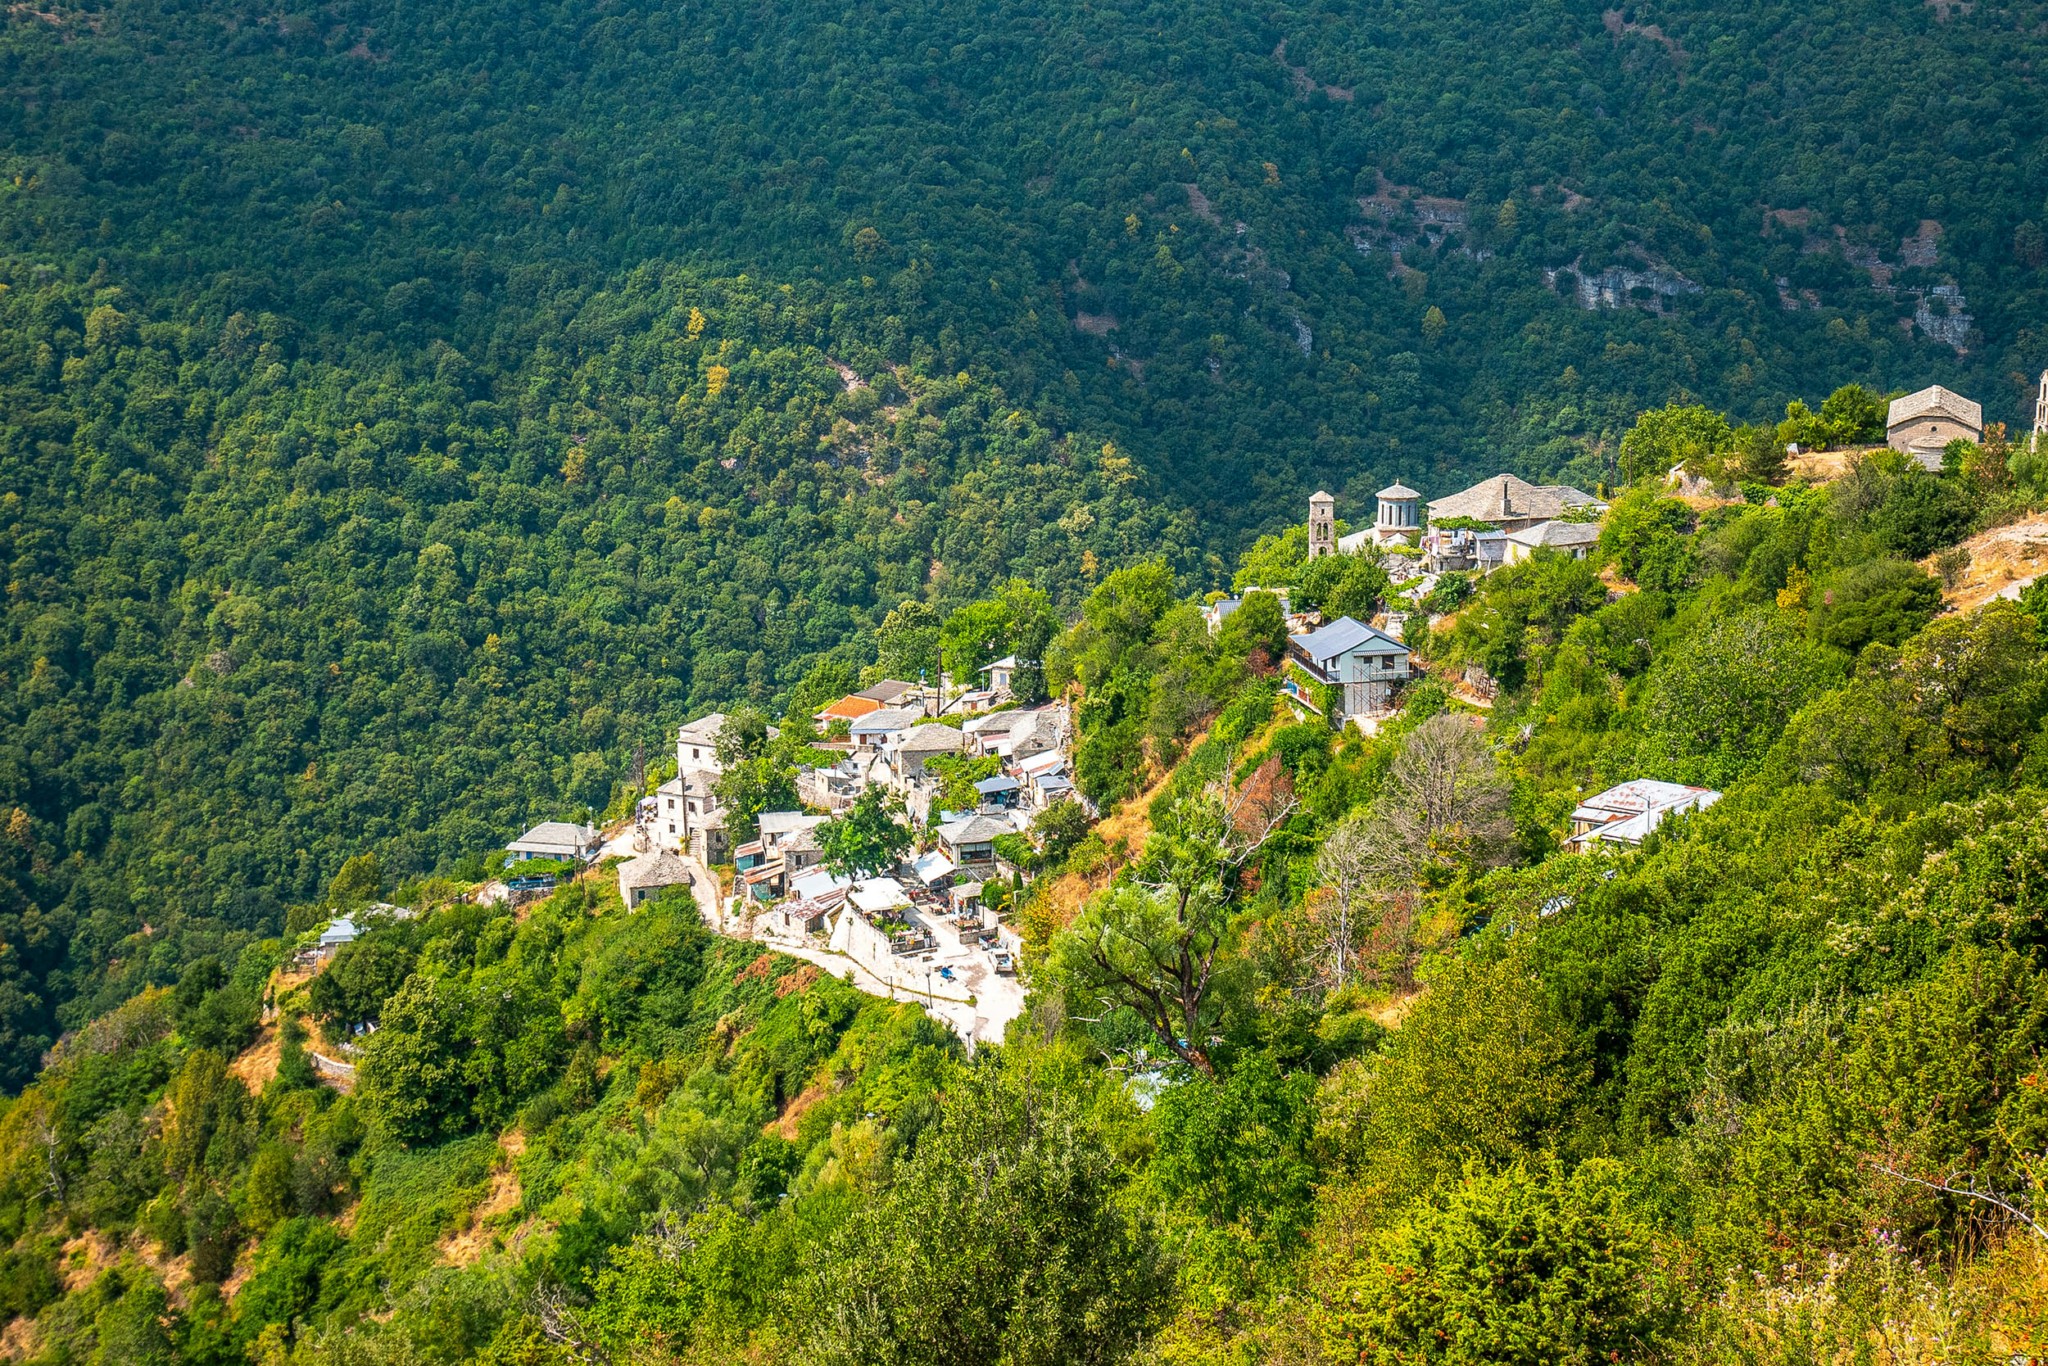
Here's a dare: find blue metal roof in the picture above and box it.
[1287,616,1406,663]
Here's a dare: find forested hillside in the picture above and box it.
[4,415,2048,1363]
[3,0,2048,1094]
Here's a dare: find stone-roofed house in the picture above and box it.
[893,723,966,776]
[936,813,1011,870]
[1887,384,1981,471]
[849,706,924,749]
[676,713,729,775]
[653,770,729,864]
[1428,474,1606,534]
[758,811,829,848]
[1286,616,1411,720]
[507,821,601,863]
[676,712,779,778]
[1504,519,1602,564]
[619,850,694,909]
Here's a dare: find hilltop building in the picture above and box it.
[1887,385,1981,471]
[1338,482,1423,553]
[1504,520,1602,564]
[507,821,601,864]
[1427,474,1605,533]
[1308,490,1336,559]
[1371,481,1422,548]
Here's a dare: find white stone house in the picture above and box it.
[1504,520,1602,564]
[618,850,694,908]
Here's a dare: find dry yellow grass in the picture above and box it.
[438,1131,526,1269]
[1784,448,1862,484]
[1921,512,2048,612]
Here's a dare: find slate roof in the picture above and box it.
[507,821,598,856]
[676,712,728,745]
[1887,385,1982,431]
[1507,520,1603,548]
[759,811,828,840]
[897,723,967,754]
[937,814,1012,845]
[620,850,693,890]
[1377,482,1421,499]
[852,680,919,704]
[849,706,924,735]
[1428,474,1604,524]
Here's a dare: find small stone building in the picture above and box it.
[1886,385,1981,471]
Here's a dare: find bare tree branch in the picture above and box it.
[1873,1163,2047,1241]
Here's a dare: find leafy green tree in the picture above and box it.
[1233,525,1310,591]
[1808,559,1944,654]
[999,579,1062,705]
[1618,403,1732,483]
[1217,591,1286,666]
[1597,485,1698,585]
[804,1061,1169,1366]
[1058,560,1177,690]
[92,1276,178,1366]
[1294,551,1391,621]
[924,752,1004,814]
[1635,608,1841,787]
[1818,382,1887,446]
[874,600,943,685]
[816,787,912,878]
[1031,798,1093,866]
[357,977,473,1147]
[307,938,416,1032]
[1316,1159,1673,1366]
[940,598,1014,682]
[326,853,383,908]
[1328,947,1590,1191]
[1149,1053,1317,1281]
[713,708,802,843]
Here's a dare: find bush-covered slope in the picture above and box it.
[5,0,2048,1070]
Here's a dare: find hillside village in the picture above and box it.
[473,439,1870,1042]
[282,374,2048,1068]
